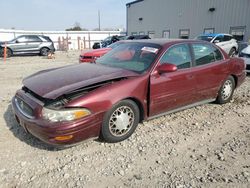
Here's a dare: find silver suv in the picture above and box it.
[0,35,55,57]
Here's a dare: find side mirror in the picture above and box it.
[16,40,19,43]
[213,40,220,43]
[158,63,177,74]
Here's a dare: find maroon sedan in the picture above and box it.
[12,39,246,146]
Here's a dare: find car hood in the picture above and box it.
[242,45,250,54]
[81,48,111,57]
[23,63,139,99]
[0,40,15,45]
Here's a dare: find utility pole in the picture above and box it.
[98,10,101,31]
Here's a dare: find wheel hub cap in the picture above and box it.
[222,80,232,100]
[116,113,130,130]
[109,106,134,136]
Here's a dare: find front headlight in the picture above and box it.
[42,108,91,122]
[93,56,100,60]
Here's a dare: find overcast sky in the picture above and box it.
[1,0,132,31]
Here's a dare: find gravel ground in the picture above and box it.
[0,52,249,188]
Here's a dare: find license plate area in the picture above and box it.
[20,120,28,133]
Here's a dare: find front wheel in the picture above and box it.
[101,100,140,143]
[0,48,12,57]
[216,76,235,104]
[229,48,236,57]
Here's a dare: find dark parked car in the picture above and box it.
[126,35,150,40]
[92,35,120,49]
[0,35,55,57]
[12,39,246,146]
[92,35,150,49]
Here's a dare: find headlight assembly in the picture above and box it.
[42,108,91,122]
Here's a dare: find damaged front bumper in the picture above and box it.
[11,89,103,146]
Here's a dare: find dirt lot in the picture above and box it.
[0,52,249,188]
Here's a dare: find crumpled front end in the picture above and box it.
[11,88,103,146]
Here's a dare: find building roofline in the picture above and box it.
[126,0,144,6]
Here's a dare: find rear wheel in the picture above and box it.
[229,47,236,57]
[6,48,12,57]
[101,100,140,143]
[40,47,50,56]
[216,76,235,104]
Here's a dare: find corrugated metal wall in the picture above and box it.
[127,0,250,41]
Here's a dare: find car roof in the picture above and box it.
[120,38,208,46]
[18,34,46,37]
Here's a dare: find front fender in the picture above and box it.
[66,75,149,119]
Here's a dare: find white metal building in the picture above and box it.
[126,0,250,41]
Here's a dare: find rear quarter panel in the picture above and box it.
[228,57,246,87]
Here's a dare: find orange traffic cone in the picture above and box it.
[3,42,7,62]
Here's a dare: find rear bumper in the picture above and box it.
[49,45,56,53]
[236,71,247,87]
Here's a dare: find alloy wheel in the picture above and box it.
[108,106,135,137]
[221,80,233,100]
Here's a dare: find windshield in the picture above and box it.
[96,42,161,73]
[197,35,214,42]
[9,37,19,42]
[103,36,112,42]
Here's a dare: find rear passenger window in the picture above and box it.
[27,36,42,42]
[160,44,191,69]
[213,48,223,61]
[193,44,223,66]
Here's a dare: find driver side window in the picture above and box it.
[160,44,191,69]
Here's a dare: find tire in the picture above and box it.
[101,100,140,143]
[216,76,235,104]
[40,47,49,56]
[228,48,236,57]
[0,48,3,57]
[6,48,12,57]
[0,48,12,57]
